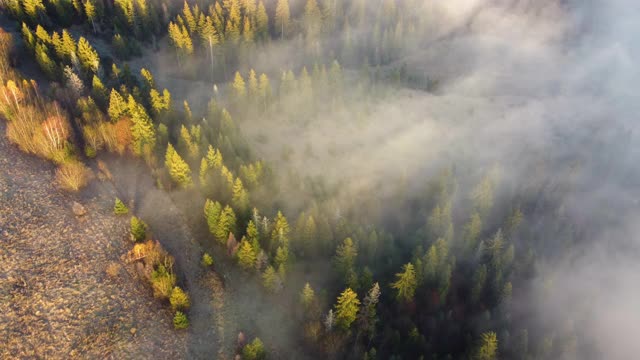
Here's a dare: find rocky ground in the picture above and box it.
[0,121,187,358]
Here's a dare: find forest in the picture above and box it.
[1,0,638,359]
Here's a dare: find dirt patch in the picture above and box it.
[0,121,186,358]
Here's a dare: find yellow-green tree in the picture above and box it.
[77,37,99,73]
[165,143,192,188]
[476,332,498,360]
[237,240,256,270]
[275,0,290,38]
[334,288,360,330]
[391,263,417,302]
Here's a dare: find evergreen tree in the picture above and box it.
[114,198,129,215]
[248,69,259,100]
[300,282,315,309]
[165,143,192,188]
[256,1,269,39]
[304,0,322,40]
[232,71,246,102]
[77,37,99,74]
[270,211,290,249]
[242,16,254,43]
[334,288,360,330]
[215,205,237,243]
[23,0,46,24]
[357,282,381,340]
[476,332,498,360]
[128,96,156,156]
[262,265,280,292]
[91,75,107,106]
[232,178,249,212]
[275,0,290,38]
[391,263,417,302]
[108,89,127,122]
[169,286,190,310]
[242,338,266,360]
[237,240,257,270]
[204,199,223,235]
[258,73,271,110]
[334,237,357,282]
[130,216,147,242]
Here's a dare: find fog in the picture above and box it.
[128,0,640,357]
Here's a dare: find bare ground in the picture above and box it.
[0,121,187,359]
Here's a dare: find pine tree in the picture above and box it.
[258,73,271,110]
[128,96,156,156]
[169,286,190,310]
[262,265,280,292]
[204,199,223,235]
[357,282,381,340]
[391,263,417,302]
[275,0,290,38]
[242,338,266,360]
[108,89,127,122]
[216,205,237,243]
[334,288,360,330]
[77,37,99,73]
[270,211,290,249]
[274,245,288,269]
[232,71,246,102]
[84,0,99,33]
[23,0,46,24]
[242,16,254,43]
[130,216,147,242]
[334,237,357,282]
[256,1,269,39]
[476,332,498,360]
[35,43,57,80]
[114,198,129,215]
[300,282,315,309]
[91,75,107,105]
[232,178,249,212]
[237,240,256,270]
[248,69,259,103]
[21,24,36,52]
[165,143,192,188]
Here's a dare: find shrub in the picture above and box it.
[55,161,92,191]
[151,264,176,299]
[114,198,129,215]
[130,216,147,242]
[201,253,213,267]
[84,145,96,158]
[169,286,190,311]
[173,311,189,329]
[243,338,266,360]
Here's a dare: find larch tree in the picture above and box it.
[334,237,357,282]
[258,73,271,110]
[215,205,237,243]
[204,199,223,235]
[165,143,193,188]
[357,282,381,340]
[232,178,249,212]
[391,263,417,302]
[232,71,246,102]
[127,96,156,156]
[256,1,268,39]
[248,69,258,102]
[270,211,290,249]
[108,89,127,121]
[334,288,360,330]
[300,282,315,310]
[476,332,498,360]
[275,0,290,39]
[77,37,99,74]
[237,240,256,270]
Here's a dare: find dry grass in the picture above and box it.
[106,262,121,278]
[55,161,93,191]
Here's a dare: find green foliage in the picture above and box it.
[232,178,249,212]
[130,216,147,242]
[476,332,498,360]
[77,37,99,74]
[262,265,281,292]
[242,338,266,360]
[108,89,127,122]
[334,237,357,284]
[169,286,190,311]
[201,252,214,267]
[300,282,315,309]
[271,211,290,249]
[127,96,156,156]
[237,240,256,270]
[275,0,290,38]
[173,311,189,329]
[114,198,129,215]
[392,263,417,302]
[165,143,192,188]
[151,264,176,299]
[334,288,360,330]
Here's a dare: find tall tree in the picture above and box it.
[275,0,290,39]
[237,240,256,270]
[476,332,498,360]
[77,37,100,74]
[391,263,417,302]
[165,143,192,188]
[334,288,360,330]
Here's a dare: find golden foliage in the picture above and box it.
[55,161,93,191]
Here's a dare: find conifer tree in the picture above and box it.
[275,0,290,38]
[232,178,249,212]
[91,75,107,106]
[108,89,127,121]
[476,332,498,360]
[130,216,147,242]
[304,0,322,39]
[169,286,190,310]
[357,282,381,340]
[270,211,290,249]
[165,143,192,188]
[391,263,417,302]
[77,37,99,74]
[334,237,357,281]
[258,73,271,110]
[262,265,280,292]
[35,43,57,80]
[204,199,223,235]
[232,71,246,102]
[21,24,36,51]
[237,240,256,270]
[256,1,269,39]
[114,198,129,215]
[300,282,315,310]
[242,16,254,43]
[128,96,156,156]
[215,205,237,243]
[334,288,360,330]
[248,69,259,101]
[84,0,99,33]
[23,0,46,24]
